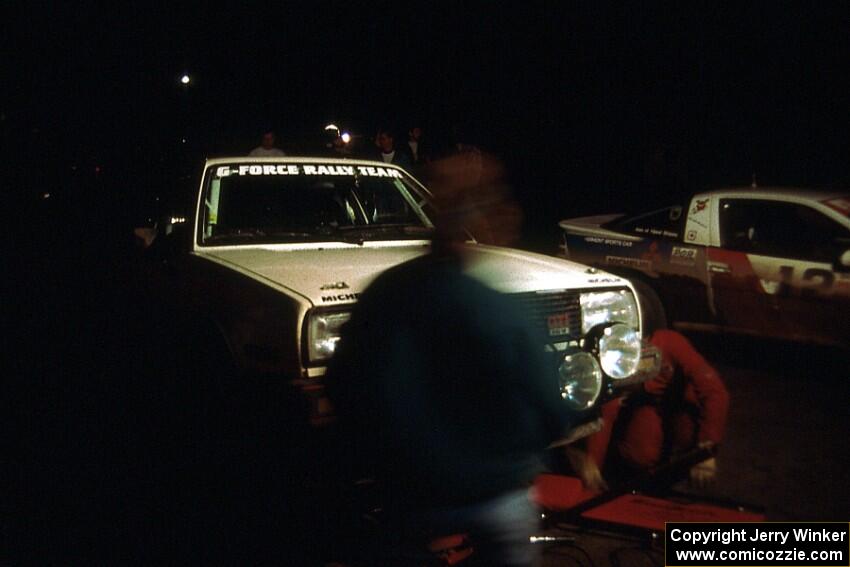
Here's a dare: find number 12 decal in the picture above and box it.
[778,265,834,296]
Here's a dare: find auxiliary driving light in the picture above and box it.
[558,351,603,410]
[597,323,641,379]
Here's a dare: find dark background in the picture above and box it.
[5,3,850,560]
[4,3,850,248]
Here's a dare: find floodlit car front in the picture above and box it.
[506,274,657,417]
[559,288,651,410]
[190,158,658,426]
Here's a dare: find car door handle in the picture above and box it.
[708,262,731,274]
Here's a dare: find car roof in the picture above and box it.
[204,156,401,169]
[695,186,850,203]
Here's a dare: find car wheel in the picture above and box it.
[632,279,667,336]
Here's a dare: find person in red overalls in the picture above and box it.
[570,329,730,491]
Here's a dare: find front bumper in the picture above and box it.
[302,339,661,429]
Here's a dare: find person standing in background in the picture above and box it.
[374,128,413,170]
[249,130,286,157]
[407,125,429,165]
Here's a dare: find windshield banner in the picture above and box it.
[215,164,404,178]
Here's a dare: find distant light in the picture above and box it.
[43,193,51,199]
[170,216,186,224]
[181,138,187,143]
[180,74,191,85]
[341,132,351,144]
[324,124,339,131]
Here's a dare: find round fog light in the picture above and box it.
[598,323,641,379]
[558,351,603,410]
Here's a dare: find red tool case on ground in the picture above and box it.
[533,474,765,533]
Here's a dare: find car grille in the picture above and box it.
[512,290,582,341]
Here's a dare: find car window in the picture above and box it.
[360,180,415,224]
[608,206,684,240]
[719,198,850,262]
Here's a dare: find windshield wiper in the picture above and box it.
[338,225,434,243]
[205,228,318,243]
[311,223,432,244]
[337,224,434,236]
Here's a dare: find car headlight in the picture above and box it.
[307,310,352,362]
[580,290,639,334]
[558,351,603,410]
[597,323,641,379]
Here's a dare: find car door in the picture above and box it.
[706,199,778,337]
[714,198,850,344]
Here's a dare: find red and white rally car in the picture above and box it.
[559,187,850,346]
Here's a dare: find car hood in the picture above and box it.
[195,240,629,307]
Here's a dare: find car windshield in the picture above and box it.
[199,163,435,245]
[605,205,685,239]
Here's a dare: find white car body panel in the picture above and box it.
[195,240,632,310]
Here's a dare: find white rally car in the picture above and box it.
[146,157,658,431]
[560,187,850,346]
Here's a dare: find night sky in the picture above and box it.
[5,5,850,558]
[5,4,850,245]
